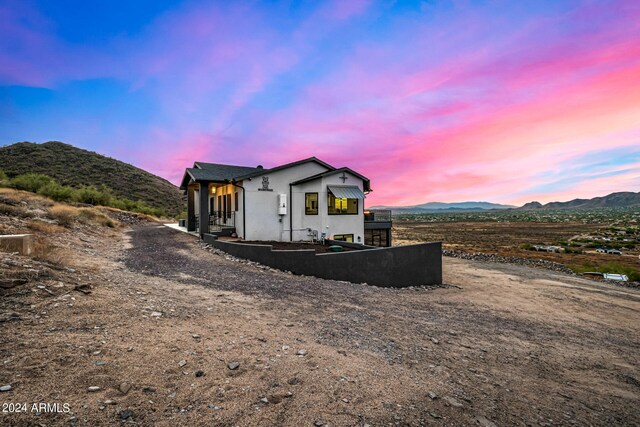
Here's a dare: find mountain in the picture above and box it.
[370,201,516,213]
[0,141,183,215]
[518,192,640,210]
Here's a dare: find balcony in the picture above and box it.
[193,211,235,234]
[364,209,392,222]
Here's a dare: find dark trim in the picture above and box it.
[289,184,293,242]
[229,180,245,239]
[304,192,319,215]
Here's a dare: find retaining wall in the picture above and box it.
[202,235,442,287]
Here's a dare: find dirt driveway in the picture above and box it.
[1,224,639,426]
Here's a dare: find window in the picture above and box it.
[365,229,389,247]
[305,193,318,215]
[234,192,239,211]
[333,234,354,242]
[328,194,358,215]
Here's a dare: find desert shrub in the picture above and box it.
[520,243,534,250]
[73,186,112,206]
[37,181,75,202]
[11,173,54,193]
[0,169,7,184]
[48,205,80,227]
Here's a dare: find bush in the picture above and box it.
[73,186,112,206]
[570,262,640,282]
[11,173,54,193]
[0,169,7,184]
[37,181,75,202]
[77,208,115,227]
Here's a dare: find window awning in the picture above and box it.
[327,185,365,199]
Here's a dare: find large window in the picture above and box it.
[328,194,358,215]
[333,234,354,242]
[305,193,318,215]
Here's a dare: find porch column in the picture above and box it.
[187,185,196,231]
[198,181,210,237]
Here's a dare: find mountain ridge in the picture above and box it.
[0,141,183,215]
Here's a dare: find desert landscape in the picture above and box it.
[1,188,639,426]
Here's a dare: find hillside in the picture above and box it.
[519,192,640,210]
[0,141,183,215]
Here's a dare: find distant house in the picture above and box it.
[179,157,392,247]
[596,247,622,255]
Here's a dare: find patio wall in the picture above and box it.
[202,235,442,287]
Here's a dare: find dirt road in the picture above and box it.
[1,224,639,426]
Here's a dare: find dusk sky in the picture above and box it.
[1,0,639,206]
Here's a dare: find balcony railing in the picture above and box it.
[364,209,392,222]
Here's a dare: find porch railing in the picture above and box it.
[209,210,235,232]
[364,209,392,222]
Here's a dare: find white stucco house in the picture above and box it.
[179,157,392,246]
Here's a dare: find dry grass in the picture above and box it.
[46,205,116,228]
[27,220,66,234]
[47,205,79,227]
[0,187,54,206]
[78,208,115,227]
[31,238,71,266]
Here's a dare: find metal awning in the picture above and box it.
[327,185,365,199]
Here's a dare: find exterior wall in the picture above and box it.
[291,171,365,243]
[242,162,331,241]
[202,235,442,287]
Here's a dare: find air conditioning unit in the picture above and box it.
[278,194,287,215]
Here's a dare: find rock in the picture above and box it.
[444,396,464,408]
[178,360,187,367]
[428,391,438,400]
[87,386,101,392]
[195,370,205,377]
[92,350,101,355]
[150,311,162,317]
[227,362,240,370]
[260,397,269,404]
[430,412,442,419]
[119,383,131,394]
[314,420,324,426]
[119,409,134,420]
[127,347,133,352]
[95,361,107,366]
[296,349,308,356]
[0,278,27,289]
[431,337,440,344]
[282,345,290,350]
[142,386,156,393]
[192,334,201,339]
[103,400,115,405]
[474,415,498,427]
[287,377,300,385]
[0,385,12,392]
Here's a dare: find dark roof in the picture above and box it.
[180,162,264,189]
[290,167,371,192]
[180,157,339,190]
[234,157,335,180]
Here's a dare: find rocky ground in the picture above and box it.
[0,217,639,426]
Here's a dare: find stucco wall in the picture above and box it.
[242,162,330,241]
[203,235,442,287]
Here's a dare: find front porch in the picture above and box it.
[186,181,239,237]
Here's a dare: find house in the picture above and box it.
[179,157,392,247]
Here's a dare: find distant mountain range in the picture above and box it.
[0,141,183,215]
[517,192,640,210]
[371,192,640,213]
[369,201,516,213]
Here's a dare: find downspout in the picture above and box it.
[229,180,246,240]
[289,184,293,242]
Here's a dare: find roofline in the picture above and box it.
[290,166,371,191]
[233,157,335,181]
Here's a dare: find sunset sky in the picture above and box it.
[1,0,639,206]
